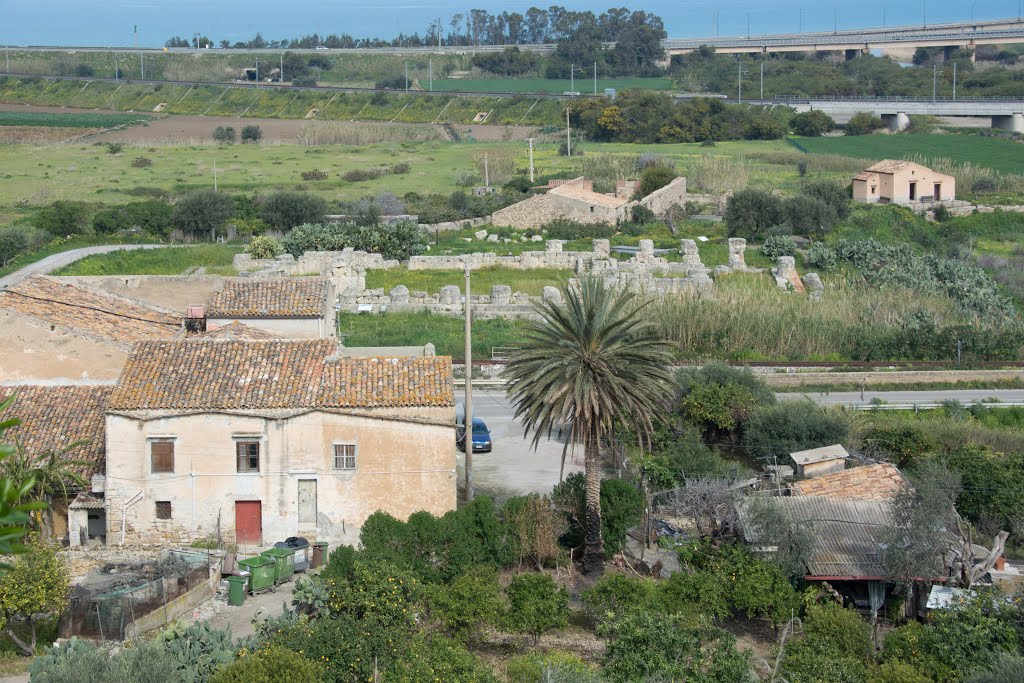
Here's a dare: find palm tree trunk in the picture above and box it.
[583,426,604,574]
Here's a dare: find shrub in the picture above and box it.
[282,221,426,261]
[724,189,785,239]
[104,142,124,154]
[504,573,569,644]
[932,204,951,222]
[259,191,327,230]
[74,64,95,77]
[212,126,236,144]
[801,180,850,220]
[391,162,411,174]
[0,542,71,655]
[780,602,872,683]
[807,243,837,270]
[0,224,46,266]
[35,200,94,236]
[131,156,152,168]
[389,634,498,683]
[630,204,656,224]
[505,651,600,683]
[633,164,676,200]
[791,110,835,137]
[846,111,883,136]
[172,190,235,240]
[762,234,797,260]
[785,195,839,238]
[300,169,328,181]
[343,168,384,182]
[247,235,283,259]
[742,400,849,460]
[502,494,566,568]
[240,124,262,143]
[92,200,173,236]
[551,475,644,557]
[581,575,660,626]
[426,565,503,642]
[971,177,997,193]
[208,645,323,683]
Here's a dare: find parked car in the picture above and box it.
[456,417,492,453]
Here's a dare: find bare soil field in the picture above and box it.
[0,126,101,143]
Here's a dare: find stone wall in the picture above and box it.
[638,177,688,215]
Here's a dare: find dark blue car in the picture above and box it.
[457,417,492,453]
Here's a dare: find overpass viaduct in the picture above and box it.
[664,16,1024,57]
[748,97,1024,131]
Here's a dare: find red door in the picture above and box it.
[235,501,262,545]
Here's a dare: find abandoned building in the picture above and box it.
[0,384,113,546]
[0,276,181,381]
[789,444,850,478]
[491,176,688,229]
[852,160,956,205]
[103,339,456,548]
[205,278,336,338]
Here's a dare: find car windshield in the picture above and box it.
[472,423,488,434]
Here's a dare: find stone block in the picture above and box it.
[593,239,611,257]
[474,229,488,240]
[389,285,410,304]
[491,285,512,305]
[545,240,563,253]
[727,238,747,269]
[487,234,499,242]
[439,285,462,305]
[542,286,562,304]
[680,239,701,265]
[639,239,655,257]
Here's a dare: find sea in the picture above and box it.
[1,0,1018,47]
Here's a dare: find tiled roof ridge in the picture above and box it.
[5,280,180,329]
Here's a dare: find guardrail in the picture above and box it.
[846,400,1024,411]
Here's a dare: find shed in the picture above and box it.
[789,444,849,478]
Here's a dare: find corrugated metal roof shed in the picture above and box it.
[790,444,849,466]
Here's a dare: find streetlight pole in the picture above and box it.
[932,63,937,102]
[760,60,764,100]
[404,60,408,93]
[971,0,976,21]
[566,107,571,156]
[280,53,284,83]
[570,62,574,94]
[834,8,838,34]
[593,61,597,96]
[953,61,957,100]
[923,0,927,28]
[527,138,535,182]
[463,262,474,503]
[747,11,751,39]
[799,8,803,33]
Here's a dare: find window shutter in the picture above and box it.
[151,441,174,473]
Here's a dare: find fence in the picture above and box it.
[63,549,215,641]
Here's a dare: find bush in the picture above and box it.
[131,156,152,168]
[800,180,850,220]
[104,142,124,154]
[29,638,181,683]
[0,542,71,655]
[212,126,236,144]
[247,235,283,259]
[391,162,411,174]
[504,573,569,644]
[35,200,94,236]
[807,243,837,270]
[427,565,503,642]
[846,111,883,136]
[724,189,785,239]
[791,110,835,137]
[172,190,235,240]
[742,400,849,460]
[260,191,327,231]
[283,221,426,261]
[92,199,173,235]
[785,195,838,237]
[581,575,661,626]
[208,645,323,683]
[0,224,46,266]
[762,234,797,260]
[300,169,328,181]
[240,125,262,143]
[633,164,676,200]
[780,602,872,683]
[343,168,384,182]
[502,494,565,568]
[389,634,498,683]
[74,64,94,77]
[505,651,600,683]
[630,204,656,224]
[551,475,643,557]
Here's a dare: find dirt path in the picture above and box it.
[0,244,171,289]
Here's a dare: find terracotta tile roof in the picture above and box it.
[0,276,180,344]
[853,171,878,181]
[69,492,104,509]
[865,159,914,174]
[790,463,907,501]
[193,321,280,340]
[109,340,454,411]
[0,384,113,479]
[207,279,329,319]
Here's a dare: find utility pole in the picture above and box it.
[213,160,218,192]
[405,60,409,92]
[114,55,118,82]
[4,45,9,74]
[760,61,764,99]
[484,153,489,188]
[140,53,144,80]
[570,62,574,94]
[133,25,138,49]
[593,61,597,96]
[527,138,535,182]
[933,63,937,102]
[429,58,433,91]
[799,8,803,33]
[834,9,838,34]
[280,53,283,83]
[923,0,927,28]
[953,61,957,100]
[566,108,571,157]
[463,262,474,503]
[737,63,742,103]
[255,56,259,86]
[746,11,751,39]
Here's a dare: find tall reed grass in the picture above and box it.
[689,154,750,195]
[904,153,1024,194]
[297,121,444,145]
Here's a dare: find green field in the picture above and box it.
[54,244,241,275]
[431,77,673,94]
[795,134,1024,175]
[365,266,572,296]
[337,310,523,360]
[0,111,151,128]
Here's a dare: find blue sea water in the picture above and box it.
[1,0,1020,47]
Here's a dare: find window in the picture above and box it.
[589,206,595,213]
[236,441,260,473]
[155,501,172,519]
[333,443,356,471]
[151,440,174,474]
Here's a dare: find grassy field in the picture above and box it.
[0,111,150,128]
[337,310,523,360]
[0,235,155,278]
[53,244,241,275]
[431,77,673,94]
[795,134,1024,175]
[365,266,572,296]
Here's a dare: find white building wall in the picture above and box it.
[206,317,326,339]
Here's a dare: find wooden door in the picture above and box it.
[298,480,317,525]
[235,501,262,545]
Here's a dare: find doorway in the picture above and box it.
[934,183,942,200]
[235,501,262,545]
[909,182,917,201]
[298,480,317,526]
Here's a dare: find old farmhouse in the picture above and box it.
[852,159,956,205]
[205,278,336,338]
[103,339,456,548]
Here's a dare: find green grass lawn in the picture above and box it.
[337,310,523,360]
[795,134,1024,175]
[366,266,571,296]
[53,244,241,275]
[0,111,151,128]
[430,77,673,94]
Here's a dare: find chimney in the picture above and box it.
[185,304,207,335]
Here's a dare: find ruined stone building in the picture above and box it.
[103,339,456,548]
[852,160,956,205]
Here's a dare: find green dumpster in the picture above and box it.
[238,555,276,594]
[226,575,248,606]
[262,547,296,584]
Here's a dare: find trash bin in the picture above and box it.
[278,537,311,572]
[261,547,296,584]
[226,574,248,606]
[238,555,276,594]
[310,542,328,569]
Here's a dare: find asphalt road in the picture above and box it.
[0,244,170,289]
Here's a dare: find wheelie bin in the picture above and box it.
[226,574,248,606]
[262,546,296,584]
[238,555,276,595]
[278,537,311,572]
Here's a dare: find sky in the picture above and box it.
[1,0,1021,47]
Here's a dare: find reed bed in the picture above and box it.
[296,121,444,145]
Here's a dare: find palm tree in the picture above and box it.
[1,437,88,536]
[504,277,675,573]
